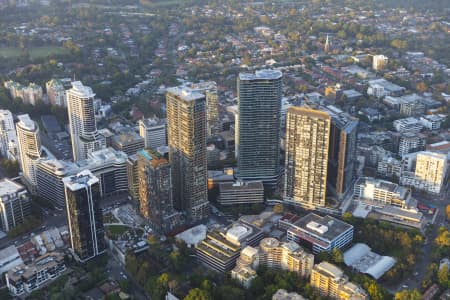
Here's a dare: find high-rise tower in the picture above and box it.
[16,114,42,191]
[237,70,282,189]
[138,149,180,232]
[67,81,105,161]
[0,110,18,160]
[284,107,330,209]
[63,170,105,262]
[166,86,208,222]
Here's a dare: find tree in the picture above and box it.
[438,266,449,287]
[272,203,284,214]
[184,288,211,300]
[435,227,450,248]
[445,205,450,221]
[331,248,344,264]
[394,289,422,300]
[416,82,427,93]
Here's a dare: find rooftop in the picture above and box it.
[166,86,205,102]
[111,132,144,146]
[17,114,36,131]
[239,69,282,81]
[220,180,264,191]
[0,179,25,197]
[62,170,98,191]
[68,81,95,98]
[292,213,353,242]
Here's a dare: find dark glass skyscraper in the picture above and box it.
[63,170,105,262]
[237,70,282,189]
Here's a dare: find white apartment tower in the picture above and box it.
[66,81,105,161]
[16,114,42,190]
[0,110,18,160]
[415,152,447,194]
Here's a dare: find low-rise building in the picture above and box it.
[393,117,423,133]
[218,181,264,205]
[111,132,145,156]
[232,237,314,288]
[398,133,426,157]
[272,289,306,300]
[310,262,368,300]
[286,213,353,254]
[354,177,411,208]
[0,246,23,275]
[6,252,66,296]
[196,222,264,272]
[420,115,445,131]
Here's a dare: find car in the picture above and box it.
[402,284,408,289]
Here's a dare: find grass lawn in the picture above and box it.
[105,225,129,238]
[0,46,70,59]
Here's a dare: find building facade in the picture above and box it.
[36,159,79,209]
[166,86,209,222]
[414,152,448,194]
[187,81,220,137]
[311,262,368,300]
[63,170,106,262]
[0,110,18,160]
[76,148,129,197]
[218,181,264,206]
[139,117,167,149]
[16,114,42,190]
[0,179,31,232]
[46,79,67,107]
[111,132,145,156]
[137,149,180,233]
[284,107,330,209]
[66,81,105,161]
[237,70,282,189]
[6,252,66,296]
[354,177,410,208]
[324,106,358,200]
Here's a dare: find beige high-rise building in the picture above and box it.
[166,86,208,222]
[310,262,368,300]
[284,107,331,209]
[16,114,42,191]
[66,81,105,161]
[414,151,447,194]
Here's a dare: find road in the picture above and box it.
[107,256,150,300]
[394,183,450,292]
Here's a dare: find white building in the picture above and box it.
[354,177,410,208]
[398,133,426,157]
[0,179,31,232]
[414,152,447,194]
[16,114,42,190]
[139,117,167,149]
[46,79,67,107]
[393,117,423,133]
[4,81,43,106]
[0,246,23,275]
[420,115,445,131]
[0,109,18,160]
[66,81,105,161]
[372,55,388,71]
[6,252,66,296]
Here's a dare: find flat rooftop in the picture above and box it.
[239,69,282,81]
[166,86,205,102]
[0,179,25,197]
[293,213,353,242]
[219,180,263,192]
